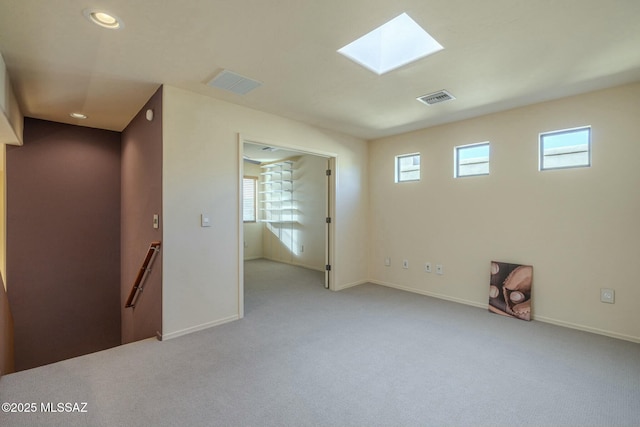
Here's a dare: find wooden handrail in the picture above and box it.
[125,241,161,308]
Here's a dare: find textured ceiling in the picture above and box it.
[1,0,639,140]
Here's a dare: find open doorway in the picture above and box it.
[239,138,335,317]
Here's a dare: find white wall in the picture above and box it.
[242,161,263,260]
[292,154,327,271]
[162,85,368,339]
[262,154,327,271]
[368,83,640,342]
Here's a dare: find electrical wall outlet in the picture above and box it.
[402,259,409,269]
[600,288,615,304]
[425,262,432,273]
[384,257,391,267]
[436,264,444,275]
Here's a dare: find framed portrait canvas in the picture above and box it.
[489,261,532,321]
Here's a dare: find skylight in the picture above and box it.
[338,13,443,75]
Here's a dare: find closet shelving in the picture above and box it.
[259,160,295,224]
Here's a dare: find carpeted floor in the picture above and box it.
[1,259,639,426]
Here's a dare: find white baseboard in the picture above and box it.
[370,279,487,309]
[243,256,262,261]
[334,280,368,291]
[368,280,639,344]
[532,315,640,343]
[260,256,325,273]
[160,315,239,341]
[293,262,325,273]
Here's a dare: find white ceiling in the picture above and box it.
[1,0,639,140]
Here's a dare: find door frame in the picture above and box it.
[237,134,337,318]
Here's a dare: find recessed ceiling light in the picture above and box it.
[83,9,124,30]
[70,112,88,119]
[338,12,443,75]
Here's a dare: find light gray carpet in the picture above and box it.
[1,259,639,426]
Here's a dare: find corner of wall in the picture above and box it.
[0,53,24,146]
[0,262,16,377]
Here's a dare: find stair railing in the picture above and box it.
[125,241,161,308]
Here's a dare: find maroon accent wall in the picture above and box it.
[6,118,121,371]
[121,87,163,344]
[0,274,15,377]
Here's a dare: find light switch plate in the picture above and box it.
[201,214,211,227]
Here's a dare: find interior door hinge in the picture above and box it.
[326,169,332,176]
[326,217,331,224]
[325,264,331,271]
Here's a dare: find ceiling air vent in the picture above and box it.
[417,90,455,106]
[207,69,262,95]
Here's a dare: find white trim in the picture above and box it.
[334,280,368,291]
[368,280,639,343]
[532,315,639,344]
[538,125,591,171]
[395,152,421,183]
[327,156,336,291]
[370,279,486,309]
[238,133,337,292]
[160,315,239,341]
[453,141,490,178]
[237,135,245,319]
[261,256,325,273]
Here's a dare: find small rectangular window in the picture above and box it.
[455,142,490,178]
[539,126,591,170]
[242,177,257,222]
[395,153,420,182]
